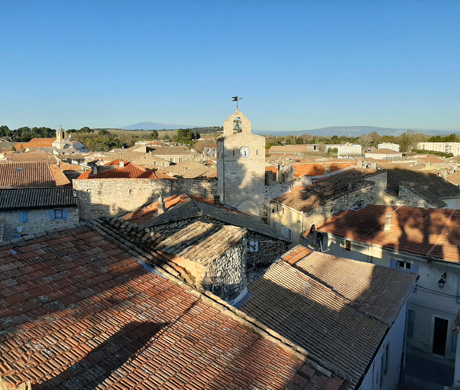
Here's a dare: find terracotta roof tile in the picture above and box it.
[77,163,174,180]
[318,205,460,263]
[0,226,334,389]
[123,193,287,241]
[0,162,56,187]
[241,251,416,388]
[275,169,380,212]
[14,138,55,150]
[292,162,354,178]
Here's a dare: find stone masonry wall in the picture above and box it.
[0,207,79,241]
[74,178,217,220]
[398,184,437,208]
[201,244,247,302]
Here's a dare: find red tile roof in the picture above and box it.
[274,169,378,212]
[317,205,460,263]
[0,162,57,187]
[77,162,174,180]
[281,245,313,265]
[241,251,416,388]
[0,226,341,389]
[14,138,55,150]
[292,162,354,178]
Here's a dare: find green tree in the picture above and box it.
[151,130,159,139]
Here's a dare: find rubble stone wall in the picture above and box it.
[74,178,217,220]
[201,245,247,302]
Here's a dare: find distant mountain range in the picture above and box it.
[253,126,460,137]
[119,123,459,137]
[120,122,195,130]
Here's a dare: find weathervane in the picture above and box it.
[232,96,243,111]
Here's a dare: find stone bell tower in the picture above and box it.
[217,109,266,218]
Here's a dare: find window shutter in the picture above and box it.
[63,209,68,220]
[390,260,397,269]
[50,210,55,221]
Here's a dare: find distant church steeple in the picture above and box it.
[56,126,65,141]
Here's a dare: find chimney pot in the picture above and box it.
[158,194,165,214]
[384,213,393,231]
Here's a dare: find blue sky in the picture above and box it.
[1,0,459,131]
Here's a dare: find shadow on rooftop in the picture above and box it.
[36,321,167,389]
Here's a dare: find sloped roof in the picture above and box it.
[14,138,55,150]
[274,169,379,212]
[0,187,76,210]
[269,145,317,153]
[366,148,402,155]
[318,205,460,263]
[447,172,460,186]
[400,181,447,208]
[292,162,354,178]
[383,163,460,197]
[0,225,343,390]
[156,221,246,265]
[241,250,416,388]
[77,162,174,180]
[123,193,288,241]
[0,162,56,187]
[149,146,194,156]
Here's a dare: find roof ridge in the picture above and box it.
[278,256,391,327]
[87,218,340,382]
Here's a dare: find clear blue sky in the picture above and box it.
[1,0,459,131]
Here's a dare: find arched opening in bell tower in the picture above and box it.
[233,117,242,133]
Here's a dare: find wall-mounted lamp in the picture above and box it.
[438,272,447,289]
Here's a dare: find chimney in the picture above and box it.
[92,165,98,175]
[119,160,124,168]
[384,213,393,232]
[158,194,165,214]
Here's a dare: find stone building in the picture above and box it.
[240,246,417,390]
[313,205,460,387]
[0,187,78,241]
[121,193,290,282]
[217,110,266,217]
[270,168,387,243]
[0,222,344,389]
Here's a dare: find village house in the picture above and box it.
[239,245,417,390]
[364,148,404,160]
[0,223,345,390]
[269,168,387,243]
[121,193,290,283]
[311,205,460,387]
[383,162,460,209]
[268,144,321,155]
[337,144,362,158]
[378,142,401,152]
[0,162,77,241]
[14,127,88,154]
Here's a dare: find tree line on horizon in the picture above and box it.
[1,124,459,154]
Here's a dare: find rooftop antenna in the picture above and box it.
[232,96,243,112]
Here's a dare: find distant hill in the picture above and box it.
[121,122,196,130]
[253,126,460,137]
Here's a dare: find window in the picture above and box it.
[345,240,351,251]
[50,209,67,220]
[379,343,390,388]
[19,211,28,223]
[390,260,419,274]
[170,157,174,162]
[248,241,259,253]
